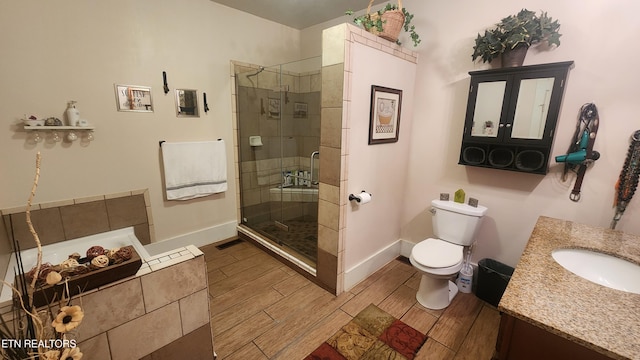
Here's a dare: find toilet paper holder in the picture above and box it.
[349,191,372,203]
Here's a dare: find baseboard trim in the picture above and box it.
[344,240,406,291]
[399,239,415,258]
[144,220,237,256]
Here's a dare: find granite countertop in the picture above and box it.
[499,216,640,360]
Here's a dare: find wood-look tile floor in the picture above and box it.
[201,239,501,360]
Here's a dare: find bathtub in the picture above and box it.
[0,227,150,305]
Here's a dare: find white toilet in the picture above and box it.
[410,199,487,310]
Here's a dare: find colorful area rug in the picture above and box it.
[305,304,427,360]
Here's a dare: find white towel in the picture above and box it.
[161,140,227,200]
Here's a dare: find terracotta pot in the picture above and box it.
[501,44,529,67]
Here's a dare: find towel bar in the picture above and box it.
[159,139,223,147]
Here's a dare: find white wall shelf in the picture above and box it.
[23,125,95,131]
[22,125,95,143]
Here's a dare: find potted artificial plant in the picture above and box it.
[346,1,421,47]
[472,9,561,66]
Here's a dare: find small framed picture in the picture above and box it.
[268,98,280,118]
[293,102,308,118]
[114,84,153,112]
[369,85,402,144]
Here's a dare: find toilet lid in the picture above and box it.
[412,238,463,268]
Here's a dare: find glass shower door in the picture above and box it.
[236,57,321,267]
[275,57,321,265]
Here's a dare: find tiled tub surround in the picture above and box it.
[1,189,154,251]
[0,190,213,358]
[0,190,155,303]
[0,246,214,360]
[499,216,640,359]
[0,227,150,304]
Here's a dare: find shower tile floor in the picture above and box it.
[252,218,318,263]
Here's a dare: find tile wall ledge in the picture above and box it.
[345,23,418,64]
[140,245,203,273]
[1,188,150,215]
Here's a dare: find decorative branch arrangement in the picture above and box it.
[26,152,43,308]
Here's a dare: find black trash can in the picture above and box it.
[476,258,514,307]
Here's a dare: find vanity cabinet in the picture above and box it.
[493,314,613,360]
[459,61,573,174]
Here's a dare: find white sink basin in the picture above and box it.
[552,248,640,294]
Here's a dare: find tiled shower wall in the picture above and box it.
[234,65,321,224]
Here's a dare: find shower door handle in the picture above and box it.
[310,151,320,186]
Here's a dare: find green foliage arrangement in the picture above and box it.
[472,9,562,63]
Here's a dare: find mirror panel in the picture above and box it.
[459,61,574,175]
[511,78,555,140]
[176,89,199,117]
[471,81,506,138]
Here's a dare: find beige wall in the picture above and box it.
[0,0,302,243]
[345,42,417,269]
[318,24,418,291]
[400,0,640,267]
[2,0,639,272]
[307,0,640,268]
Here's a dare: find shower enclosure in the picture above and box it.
[234,57,321,269]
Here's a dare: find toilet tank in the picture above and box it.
[431,199,487,246]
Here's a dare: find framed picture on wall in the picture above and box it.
[369,85,402,144]
[293,102,308,118]
[268,98,280,118]
[114,84,153,112]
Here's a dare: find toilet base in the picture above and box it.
[415,275,459,310]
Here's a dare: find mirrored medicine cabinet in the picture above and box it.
[459,61,574,174]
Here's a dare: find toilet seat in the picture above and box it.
[411,238,463,275]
